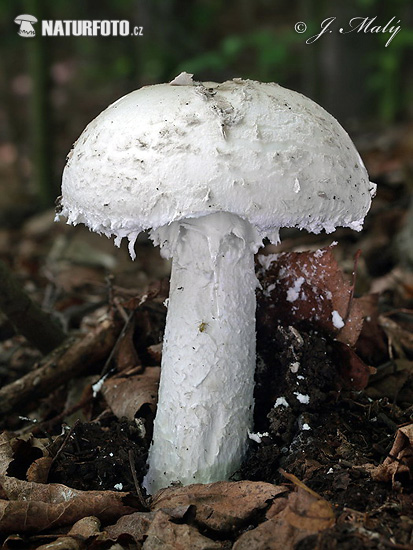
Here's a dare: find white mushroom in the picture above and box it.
[57,74,376,494]
[14,14,38,37]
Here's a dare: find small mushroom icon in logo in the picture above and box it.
[14,14,38,37]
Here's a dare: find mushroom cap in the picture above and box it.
[14,14,38,23]
[59,76,375,250]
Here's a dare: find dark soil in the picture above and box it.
[49,417,148,493]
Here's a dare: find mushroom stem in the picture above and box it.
[143,212,263,494]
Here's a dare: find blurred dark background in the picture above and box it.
[0,0,412,218]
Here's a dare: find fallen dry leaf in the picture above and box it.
[34,516,102,550]
[69,515,101,537]
[105,511,155,545]
[147,342,162,363]
[0,431,50,479]
[52,263,107,293]
[283,488,334,532]
[102,366,160,420]
[151,480,286,533]
[143,510,225,549]
[366,359,413,402]
[35,538,81,550]
[114,318,142,372]
[0,475,138,533]
[378,314,413,358]
[26,456,53,483]
[331,340,375,390]
[233,474,334,550]
[104,509,225,549]
[373,423,413,485]
[257,246,366,347]
[121,279,169,311]
[0,432,14,475]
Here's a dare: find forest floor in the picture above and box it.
[0,124,412,549]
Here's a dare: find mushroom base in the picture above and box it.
[143,212,263,494]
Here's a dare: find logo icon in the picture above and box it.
[14,14,38,37]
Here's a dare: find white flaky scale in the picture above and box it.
[332,309,345,329]
[56,73,375,495]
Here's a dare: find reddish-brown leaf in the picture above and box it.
[151,480,286,533]
[233,477,334,550]
[102,366,160,420]
[26,457,53,484]
[0,475,138,533]
[331,341,375,390]
[144,510,225,549]
[257,246,366,347]
[373,423,413,486]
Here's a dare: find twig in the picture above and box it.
[0,317,121,419]
[51,419,80,466]
[341,248,362,328]
[0,259,66,354]
[100,308,135,377]
[128,449,149,511]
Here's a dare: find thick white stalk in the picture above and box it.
[143,212,262,494]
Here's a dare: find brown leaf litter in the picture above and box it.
[101,366,160,421]
[373,423,413,486]
[0,475,138,533]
